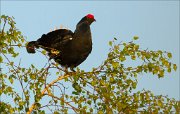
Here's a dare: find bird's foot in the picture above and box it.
[70,67,76,72]
[64,67,69,74]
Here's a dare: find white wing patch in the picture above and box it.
[50,24,69,32]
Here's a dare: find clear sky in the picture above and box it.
[1,0,179,102]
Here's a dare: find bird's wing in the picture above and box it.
[37,29,74,50]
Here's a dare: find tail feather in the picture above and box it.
[26,41,37,53]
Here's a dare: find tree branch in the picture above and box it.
[27,74,71,114]
[45,93,79,113]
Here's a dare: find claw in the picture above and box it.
[70,67,76,72]
[64,67,69,73]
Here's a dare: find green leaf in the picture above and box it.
[31,64,35,68]
[167,68,171,73]
[8,47,14,54]
[109,41,112,46]
[131,55,136,60]
[10,62,14,66]
[133,94,139,102]
[17,43,22,47]
[132,82,137,89]
[12,53,19,58]
[22,68,25,72]
[173,64,177,71]
[42,50,47,55]
[72,91,79,95]
[110,77,114,83]
[123,43,126,46]
[119,55,126,62]
[133,36,139,40]
[97,110,103,114]
[0,56,3,63]
[6,87,13,92]
[54,111,60,114]
[72,83,81,93]
[153,69,158,74]
[90,108,93,112]
[91,81,96,86]
[134,44,139,50]
[158,100,163,108]
[112,61,119,68]
[2,49,7,54]
[30,74,36,80]
[158,50,163,55]
[9,76,14,84]
[167,52,172,58]
[158,70,164,78]
[87,100,92,105]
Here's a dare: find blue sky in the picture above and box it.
[1,0,179,102]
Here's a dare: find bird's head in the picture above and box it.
[86,14,96,24]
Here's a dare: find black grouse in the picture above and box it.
[26,14,96,71]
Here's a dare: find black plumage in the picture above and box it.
[26,14,96,71]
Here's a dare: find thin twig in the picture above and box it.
[44,93,79,113]
[2,53,27,112]
[27,74,71,114]
[1,18,7,34]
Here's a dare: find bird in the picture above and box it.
[26,14,96,72]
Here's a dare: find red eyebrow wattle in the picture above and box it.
[86,14,94,19]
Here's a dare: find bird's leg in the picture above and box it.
[64,67,75,81]
[48,52,57,60]
[64,66,69,74]
[70,67,76,72]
